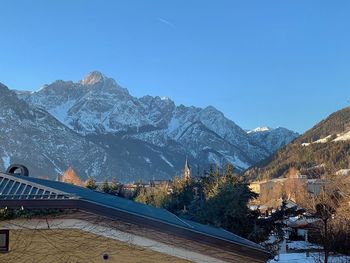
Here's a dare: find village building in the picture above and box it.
[249,181,263,195]
[249,175,331,209]
[0,165,271,263]
[306,179,326,196]
[149,179,171,188]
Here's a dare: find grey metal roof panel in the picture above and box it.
[0,173,70,200]
[8,175,191,228]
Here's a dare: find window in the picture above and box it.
[0,230,9,252]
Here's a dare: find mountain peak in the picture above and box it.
[247,127,272,134]
[80,71,106,85]
[0,82,14,96]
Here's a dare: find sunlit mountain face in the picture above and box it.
[0,72,298,181]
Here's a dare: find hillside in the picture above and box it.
[245,106,350,180]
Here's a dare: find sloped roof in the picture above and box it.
[0,171,271,260]
[0,172,69,200]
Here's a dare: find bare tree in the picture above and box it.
[61,167,83,186]
[300,175,350,263]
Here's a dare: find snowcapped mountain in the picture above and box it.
[247,127,299,153]
[0,81,191,182]
[0,82,111,179]
[247,127,272,134]
[10,71,298,180]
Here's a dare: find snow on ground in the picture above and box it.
[231,155,250,169]
[269,253,350,263]
[287,241,321,250]
[314,135,332,144]
[160,154,174,167]
[336,169,350,176]
[302,132,350,146]
[1,152,10,170]
[48,99,76,126]
[41,153,63,174]
[220,152,250,169]
[144,157,152,164]
[333,131,350,142]
[208,152,221,165]
[301,135,332,146]
[166,115,180,135]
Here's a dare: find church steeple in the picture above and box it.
[183,157,191,180]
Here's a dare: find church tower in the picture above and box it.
[183,158,191,180]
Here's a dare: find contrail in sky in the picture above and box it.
[158,17,176,28]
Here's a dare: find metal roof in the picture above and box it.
[0,173,71,200]
[0,172,271,259]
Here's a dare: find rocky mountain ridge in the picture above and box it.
[2,71,298,181]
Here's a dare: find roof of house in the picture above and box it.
[0,170,272,261]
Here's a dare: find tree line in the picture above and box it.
[134,164,271,242]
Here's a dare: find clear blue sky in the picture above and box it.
[1,0,349,133]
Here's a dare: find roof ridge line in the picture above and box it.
[163,209,194,228]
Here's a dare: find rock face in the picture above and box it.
[0,82,111,180]
[247,127,299,153]
[6,71,297,181]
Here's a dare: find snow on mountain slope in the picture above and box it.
[333,131,350,141]
[20,72,148,134]
[247,127,272,134]
[0,82,111,179]
[300,131,350,146]
[247,127,299,153]
[17,71,297,173]
[1,81,191,182]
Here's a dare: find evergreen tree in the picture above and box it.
[133,168,261,241]
[195,181,258,238]
[85,176,97,190]
[134,186,169,208]
[109,177,120,195]
[224,163,237,182]
[100,179,110,193]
